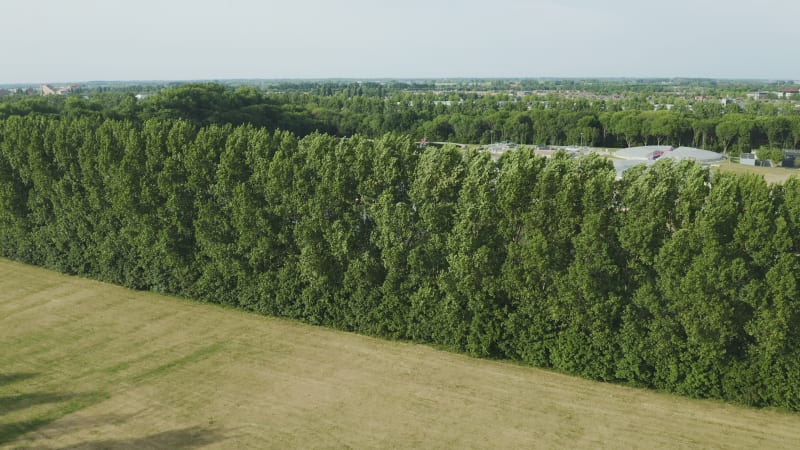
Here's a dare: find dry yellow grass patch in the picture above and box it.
[715,161,800,184]
[2,258,800,449]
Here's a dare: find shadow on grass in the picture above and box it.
[23,413,131,435]
[0,372,38,387]
[52,426,229,449]
[0,392,79,416]
[0,391,109,444]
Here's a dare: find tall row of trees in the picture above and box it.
[1,116,799,409]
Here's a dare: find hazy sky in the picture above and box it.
[2,0,799,83]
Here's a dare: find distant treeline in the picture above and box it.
[1,115,799,410]
[3,83,800,154]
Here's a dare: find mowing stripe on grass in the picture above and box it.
[130,343,225,383]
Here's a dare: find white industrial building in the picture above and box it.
[612,146,726,178]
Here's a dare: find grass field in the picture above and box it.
[715,160,799,184]
[2,258,800,449]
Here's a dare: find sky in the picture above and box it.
[2,0,799,84]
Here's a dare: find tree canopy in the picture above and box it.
[1,112,799,410]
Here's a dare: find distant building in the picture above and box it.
[721,98,745,108]
[40,84,78,96]
[486,142,517,154]
[783,149,800,168]
[746,91,770,101]
[613,145,726,178]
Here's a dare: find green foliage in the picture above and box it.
[1,114,799,411]
[755,146,785,165]
[5,80,797,154]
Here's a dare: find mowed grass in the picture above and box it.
[2,259,800,449]
[715,160,800,184]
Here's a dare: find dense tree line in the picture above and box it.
[1,115,799,410]
[4,83,800,155]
